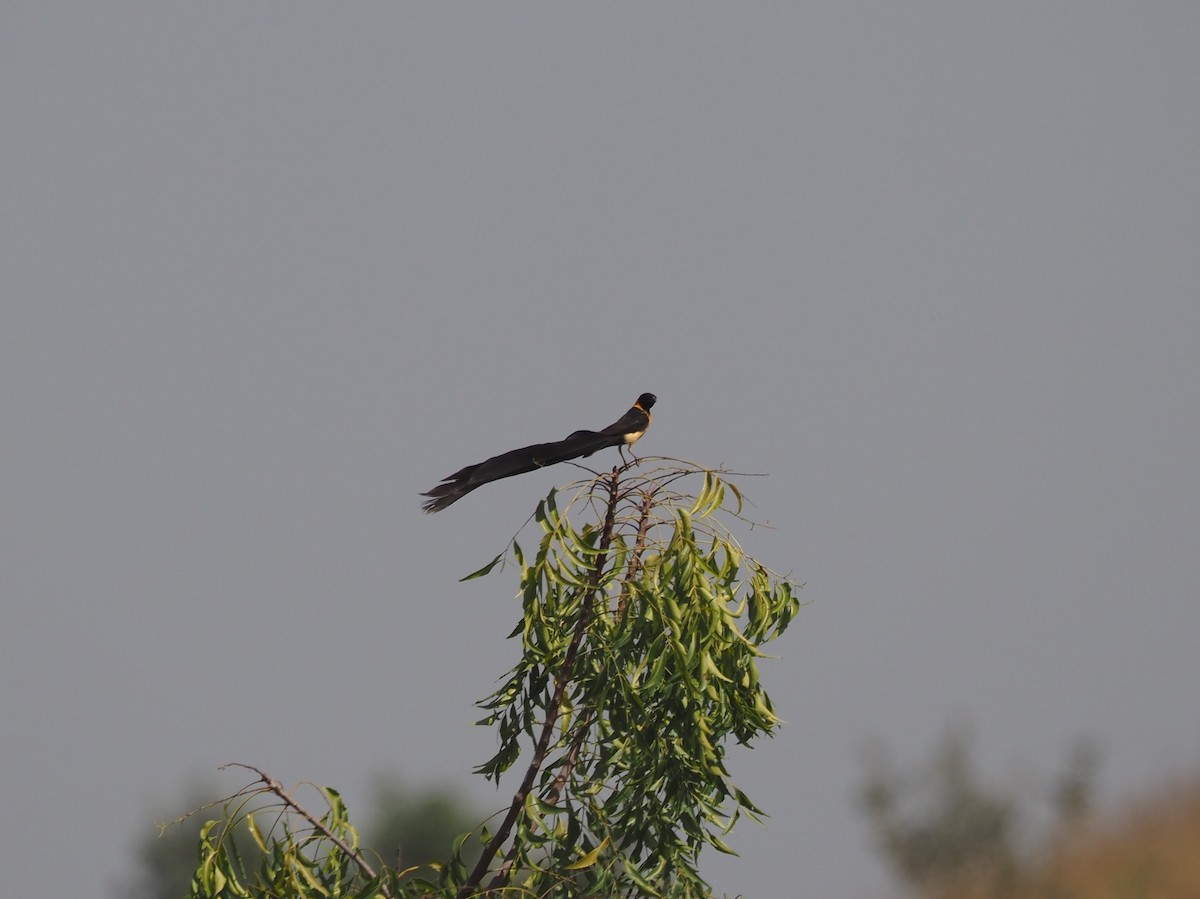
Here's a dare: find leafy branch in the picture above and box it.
[181,459,801,899]
[185,764,404,899]
[461,460,801,897]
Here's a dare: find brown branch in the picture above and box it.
[458,468,623,899]
[488,707,596,888]
[617,487,657,620]
[219,762,391,899]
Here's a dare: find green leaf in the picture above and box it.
[245,812,268,853]
[460,552,505,581]
[708,832,740,855]
[565,836,611,870]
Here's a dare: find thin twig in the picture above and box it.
[617,488,657,620]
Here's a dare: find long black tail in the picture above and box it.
[421,430,618,513]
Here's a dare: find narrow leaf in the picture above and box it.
[460,552,505,582]
[565,836,611,870]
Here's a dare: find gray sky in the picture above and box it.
[3,4,1199,897]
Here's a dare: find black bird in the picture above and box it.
[421,393,656,513]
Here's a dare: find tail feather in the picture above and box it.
[420,431,621,513]
[421,486,469,513]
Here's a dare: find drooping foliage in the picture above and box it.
[186,462,801,899]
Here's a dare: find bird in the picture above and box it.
[421,393,656,513]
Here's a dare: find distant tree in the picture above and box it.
[119,783,259,899]
[361,777,482,877]
[1050,738,1099,834]
[860,723,1098,897]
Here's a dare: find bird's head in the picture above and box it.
[636,393,657,410]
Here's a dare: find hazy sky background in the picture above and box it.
[3,5,1199,897]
